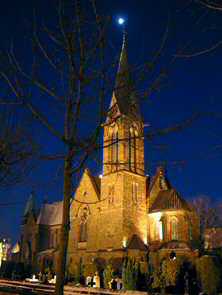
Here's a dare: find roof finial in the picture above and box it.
[118,17,127,49]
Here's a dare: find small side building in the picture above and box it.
[20,193,62,274]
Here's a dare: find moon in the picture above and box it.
[118,18,125,25]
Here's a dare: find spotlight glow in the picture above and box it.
[118,18,125,25]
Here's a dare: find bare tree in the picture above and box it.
[0,111,37,187]
[187,195,221,253]
[194,0,222,11]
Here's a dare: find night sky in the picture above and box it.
[0,0,222,246]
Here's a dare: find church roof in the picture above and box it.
[150,189,190,212]
[128,234,148,251]
[36,201,63,226]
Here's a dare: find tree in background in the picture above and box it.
[0,112,37,188]
[188,195,221,253]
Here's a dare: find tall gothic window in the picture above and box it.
[129,129,132,170]
[108,185,114,205]
[55,229,58,248]
[188,223,192,240]
[80,207,88,242]
[112,129,120,170]
[129,128,136,171]
[159,218,164,240]
[171,219,179,240]
[156,218,164,240]
[132,182,138,203]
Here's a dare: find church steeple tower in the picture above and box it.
[103,33,144,176]
[109,32,133,117]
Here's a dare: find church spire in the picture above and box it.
[116,31,129,87]
[112,30,132,115]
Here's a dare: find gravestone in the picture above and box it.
[116,278,123,290]
[93,272,100,288]
[39,272,43,282]
[111,279,117,290]
[86,276,95,287]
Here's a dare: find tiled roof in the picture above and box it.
[150,189,190,212]
[36,201,63,226]
[128,234,148,251]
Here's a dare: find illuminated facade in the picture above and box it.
[20,33,199,275]
[68,34,199,274]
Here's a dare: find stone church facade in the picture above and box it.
[20,33,199,277]
[67,34,199,275]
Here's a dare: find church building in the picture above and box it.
[67,33,199,276]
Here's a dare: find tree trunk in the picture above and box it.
[54,153,72,295]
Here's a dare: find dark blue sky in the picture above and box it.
[0,0,222,245]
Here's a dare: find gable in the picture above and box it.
[148,173,169,209]
[74,168,100,205]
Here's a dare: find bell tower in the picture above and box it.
[99,32,148,251]
[103,33,144,176]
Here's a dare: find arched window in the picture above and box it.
[112,130,116,167]
[80,207,88,242]
[132,182,138,203]
[156,217,164,241]
[188,223,192,240]
[108,185,114,205]
[129,128,136,171]
[171,219,179,240]
[160,218,164,240]
[50,232,54,248]
[129,129,132,170]
[111,128,120,170]
[55,229,58,248]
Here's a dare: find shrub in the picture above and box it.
[152,255,183,293]
[84,260,98,278]
[197,255,221,295]
[162,256,182,286]
[152,267,166,289]
[103,264,115,288]
[123,257,140,290]
[68,262,81,283]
